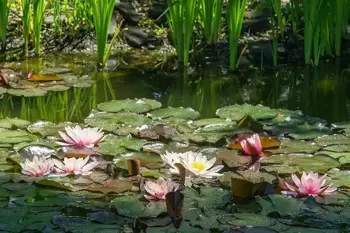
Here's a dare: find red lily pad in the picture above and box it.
[27,73,63,81]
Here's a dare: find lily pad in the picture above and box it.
[225,213,276,227]
[84,111,151,132]
[0,86,6,95]
[0,128,36,144]
[7,88,48,97]
[148,107,200,120]
[266,139,320,154]
[192,118,235,127]
[113,151,162,169]
[314,134,350,147]
[97,98,161,113]
[0,118,31,129]
[261,154,340,173]
[110,195,167,218]
[216,104,277,121]
[326,168,350,188]
[257,194,303,217]
[27,121,77,136]
[86,179,133,194]
[94,135,149,156]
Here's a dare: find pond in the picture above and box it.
[1,54,350,233]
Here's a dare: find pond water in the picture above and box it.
[1,54,350,123]
[1,54,350,233]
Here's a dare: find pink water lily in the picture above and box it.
[278,172,336,197]
[20,156,54,177]
[53,156,99,176]
[57,125,106,148]
[239,133,263,156]
[144,177,179,201]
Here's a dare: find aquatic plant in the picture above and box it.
[239,133,263,157]
[32,0,45,55]
[160,151,182,174]
[21,0,31,56]
[290,0,301,35]
[20,155,54,177]
[199,0,224,44]
[53,156,99,176]
[227,0,246,70]
[91,0,121,66]
[279,172,336,197]
[0,0,9,51]
[167,0,197,66]
[57,125,106,148]
[332,0,350,56]
[144,177,179,201]
[179,151,224,178]
[52,0,63,34]
[269,0,284,66]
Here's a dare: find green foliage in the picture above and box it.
[167,0,198,66]
[21,0,31,56]
[0,0,10,51]
[227,0,246,70]
[90,0,120,66]
[199,0,224,44]
[32,0,45,55]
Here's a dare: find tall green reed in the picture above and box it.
[91,0,120,66]
[21,0,31,56]
[290,0,301,35]
[167,0,197,66]
[303,0,328,66]
[52,0,62,34]
[333,0,349,56]
[227,0,246,70]
[199,0,224,44]
[0,0,10,51]
[32,0,45,55]
[269,0,284,66]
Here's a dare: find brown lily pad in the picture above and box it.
[27,73,63,81]
[139,124,178,140]
[86,179,133,194]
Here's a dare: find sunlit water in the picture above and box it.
[1,54,350,123]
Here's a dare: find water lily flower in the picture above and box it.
[20,155,54,177]
[160,151,183,174]
[278,172,336,197]
[57,125,106,148]
[180,151,224,178]
[239,133,263,156]
[53,156,99,176]
[144,177,179,201]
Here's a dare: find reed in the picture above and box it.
[167,0,197,66]
[0,0,10,51]
[32,0,45,55]
[269,0,284,66]
[21,0,31,56]
[227,0,246,70]
[91,0,120,66]
[52,0,62,34]
[333,0,349,56]
[290,0,301,35]
[199,0,224,44]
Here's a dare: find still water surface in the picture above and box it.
[1,54,350,123]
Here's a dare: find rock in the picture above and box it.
[124,26,149,48]
[149,0,168,20]
[244,8,269,19]
[115,2,140,25]
[44,14,67,26]
[243,18,271,33]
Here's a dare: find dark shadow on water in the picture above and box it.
[1,55,350,123]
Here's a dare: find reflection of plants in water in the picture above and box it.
[0,71,117,122]
[0,0,10,51]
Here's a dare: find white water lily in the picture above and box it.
[144,177,179,201]
[180,152,224,178]
[53,156,99,176]
[161,151,223,178]
[20,155,54,177]
[57,125,106,148]
[160,151,183,174]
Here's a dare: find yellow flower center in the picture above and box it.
[191,162,206,171]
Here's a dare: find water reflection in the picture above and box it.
[1,56,350,123]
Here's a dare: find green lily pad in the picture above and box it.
[7,88,48,97]
[13,139,57,151]
[148,107,200,120]
[216,104,277,121]
[114,152,162,169]
[140,167,165,179]
[27,120,77,136]
[84,111,151,132]
[262,154,340,173]
[110,195,167,218]
[0,86,6,95]
[268,122,331,140]
[266,139,320,154]
[97,98,161,113]
[94,135,149,156]
[0,118,31,129]
[0,128,37,144]
[257,194,303,217]
[323,144,350,152]
[225,213,276,227]
[0,172,11,183]
[314,134,350,147]
[315,151,350,159]
[192,118,235,127]
[326,168,350,188]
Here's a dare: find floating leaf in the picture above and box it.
[27,73,63,81]
[86,179,133,194]
[148,107,200,120]
[326,168,350,188]
[216,104,277,121]
[0,118,31,129]
[192,118,235,127]
[7,88,47,97]
[27,121,77,136]
[314,134,350,147]
[97,98,161,113]
[0,128,36,144]
[257,194,303,217]
[266,139,320,154]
